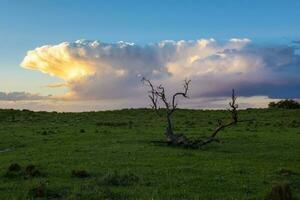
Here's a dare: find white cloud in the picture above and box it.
[20,38,300,108]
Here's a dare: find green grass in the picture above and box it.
[0,108,299,199]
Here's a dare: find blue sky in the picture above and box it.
[0,0,299,111]
[1,1,300,44]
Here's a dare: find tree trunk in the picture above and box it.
[165,113,173,138]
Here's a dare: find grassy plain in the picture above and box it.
[0,108,299,199]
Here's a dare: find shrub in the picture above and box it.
[268,100,300,109]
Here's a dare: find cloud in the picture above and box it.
[21,38,300,104]
[0,91,51,101]
[46,82,67,88]
[292,40,300,44]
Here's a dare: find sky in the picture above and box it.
[0,0,299,111]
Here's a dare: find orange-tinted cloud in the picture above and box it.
[21,39,300,102]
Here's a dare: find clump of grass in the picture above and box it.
[99,188,130,200]
[24,164,42,178]
[71,170,90,178]
[41,130,57,135]
[99,171,139,186]
[28,183,61,199]
[290,120,300,128]
[278,169,297,177]
[128,120,134,129]
[80,129,85,133]
[4,163,23,178]
[8,163,21,172]
[96,121,128,127]
[265,183,292,200]
[28,183,47,198]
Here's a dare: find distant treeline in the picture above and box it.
[269,99,300,109]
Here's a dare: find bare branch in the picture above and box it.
[142,77,161,116]
[156,85,170,110]
[170,79,191,114]
[229,89,238,123]
[211,89,238,138]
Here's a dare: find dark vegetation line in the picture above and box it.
[269,99,300,109]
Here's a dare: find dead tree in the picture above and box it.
[143,78,244,148]
[142,77,191,143]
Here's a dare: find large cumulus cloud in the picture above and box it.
[21,38,300,103]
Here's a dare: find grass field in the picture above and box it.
[0,108,299,199]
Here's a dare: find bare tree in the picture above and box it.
[143,78,244,148]
[142,77,191,142]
